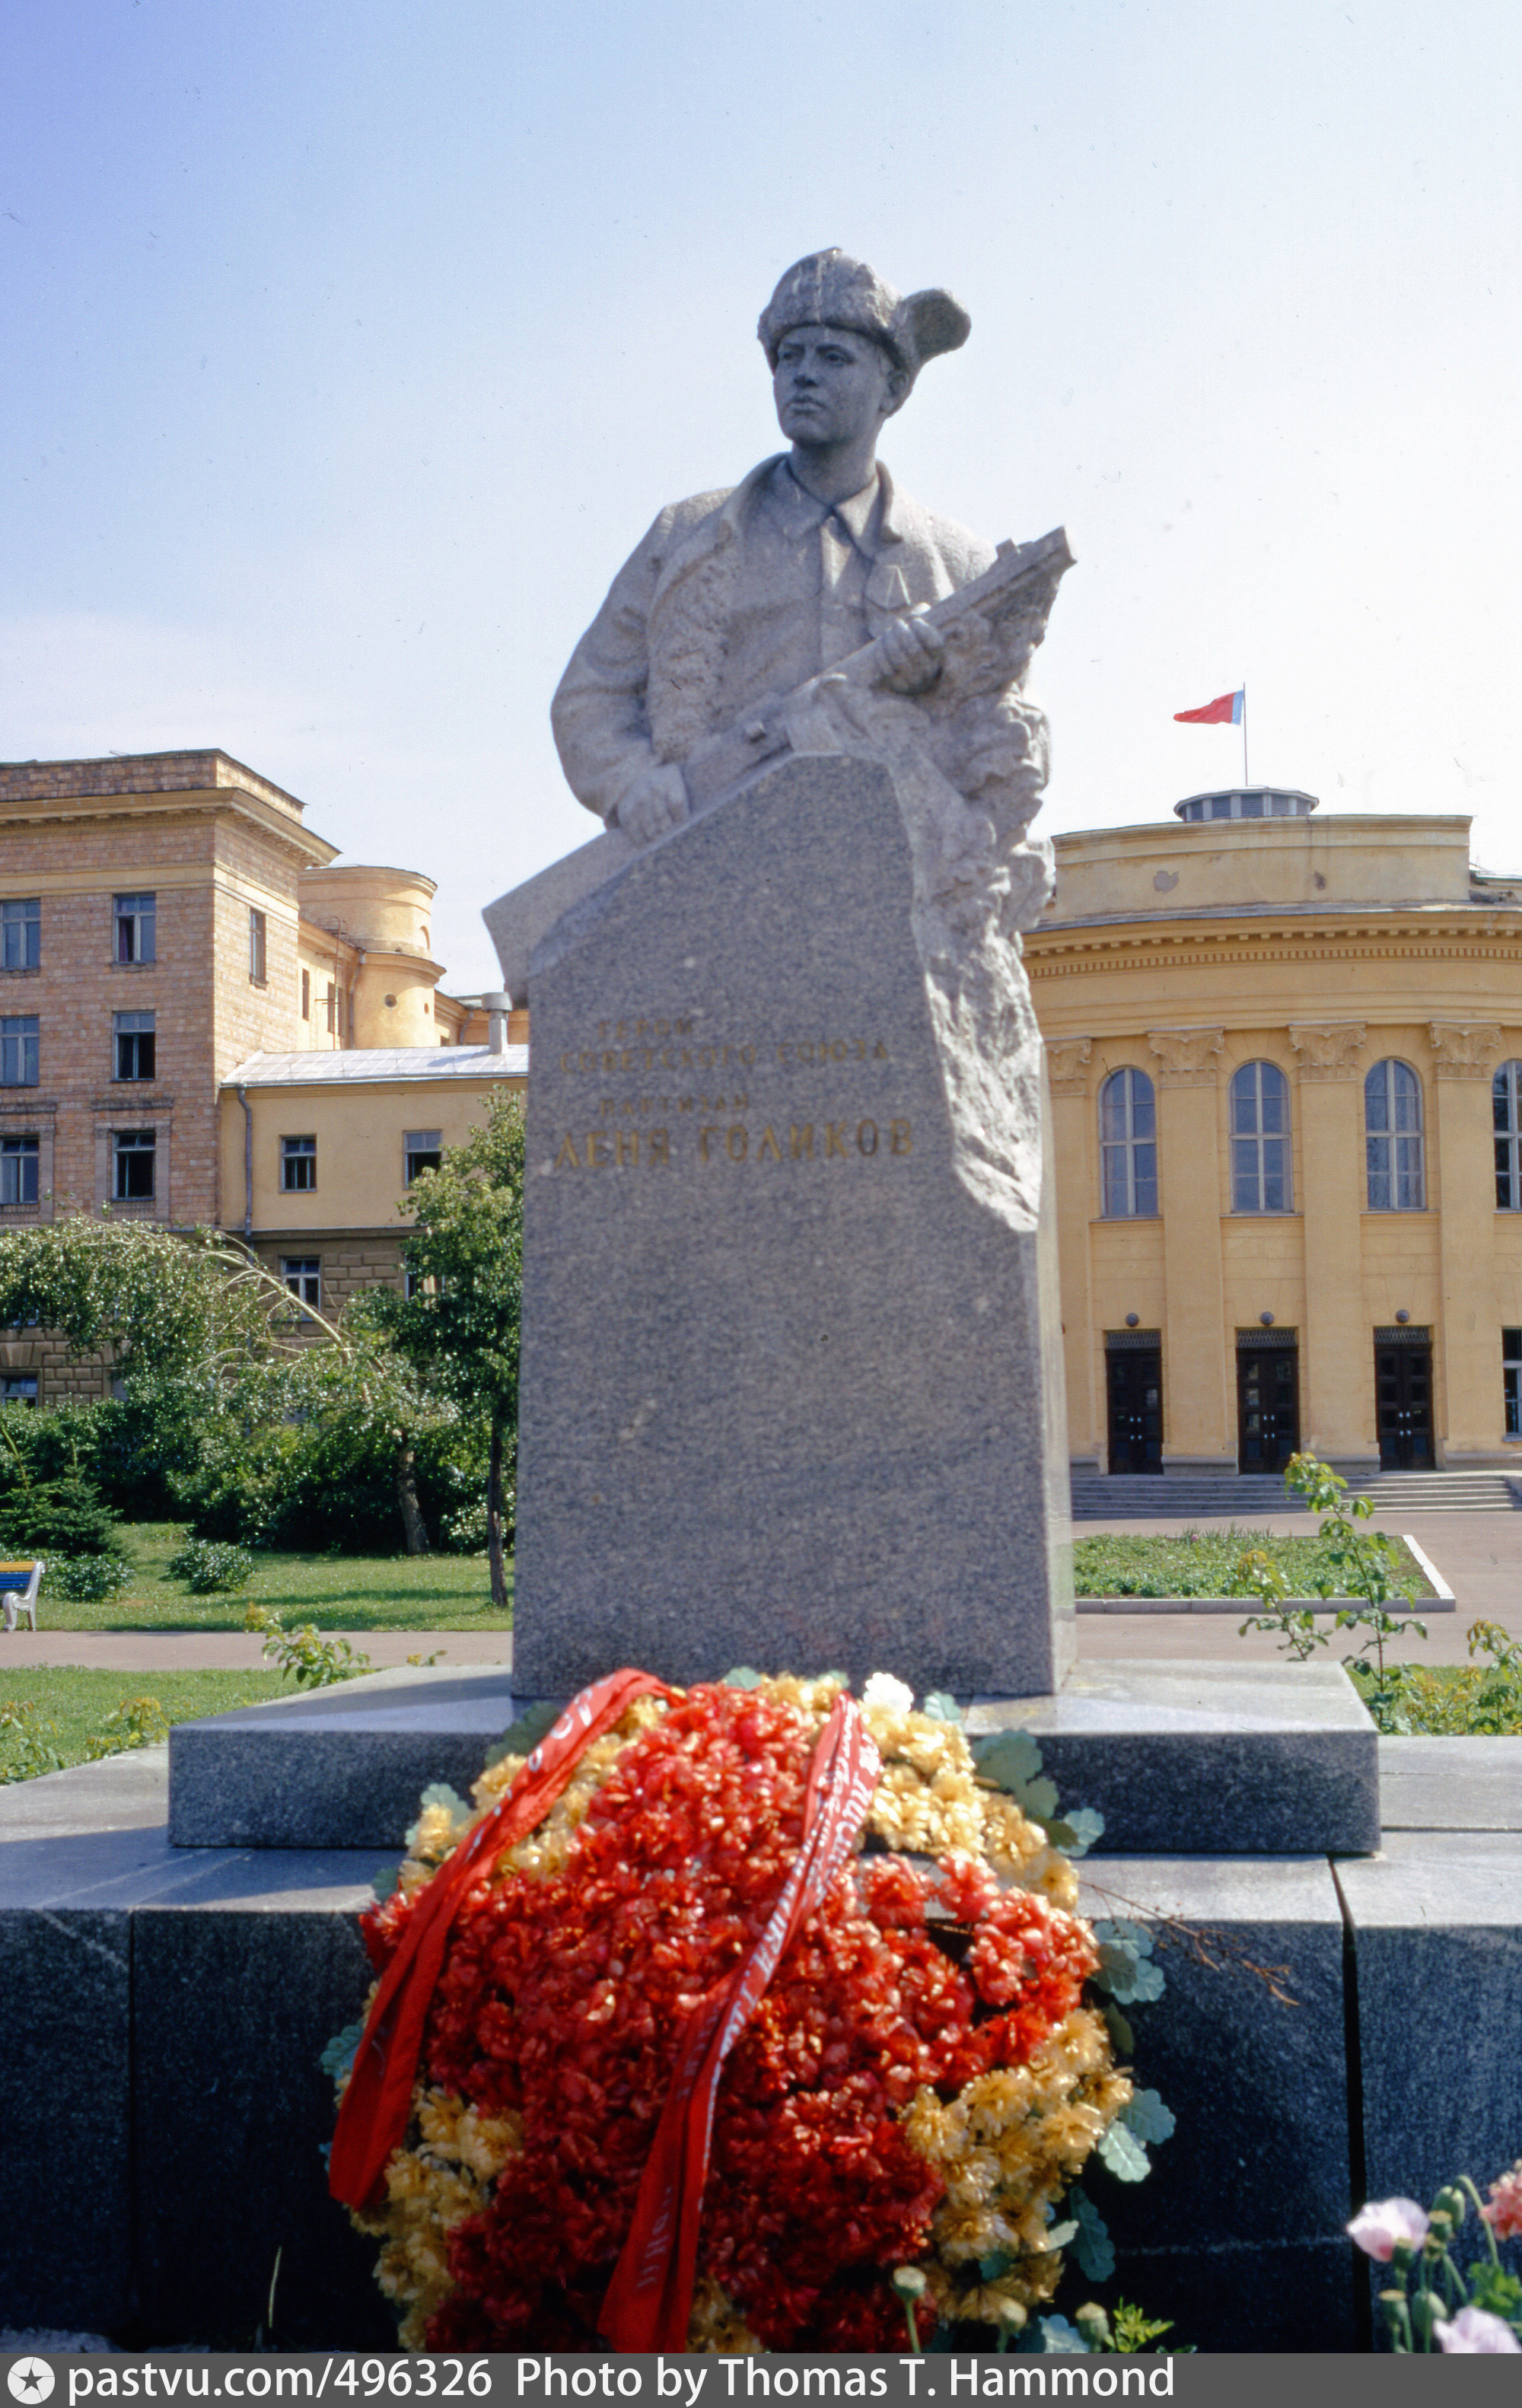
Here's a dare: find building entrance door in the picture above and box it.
[1374,1332,1434,1470]
[1106,1340,1163,1473]
[1237,1339,1301,1473]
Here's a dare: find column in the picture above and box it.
[1150,1027,1233,1472]
[1045,1037,1097,1469]
[1430,1022,1505,1462]
[1290,1024,1376,1468]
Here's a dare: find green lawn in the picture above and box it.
[1348,1661,1522,1736]
[31,1521,512,1632]
[0,1664,298,1778]
[1073,1527,1437,1601]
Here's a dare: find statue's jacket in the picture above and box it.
[552,454,995,830]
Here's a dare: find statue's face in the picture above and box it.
[772,323,906,448]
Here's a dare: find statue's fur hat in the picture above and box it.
[757,250,970,381]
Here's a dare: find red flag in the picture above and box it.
[1174,689,1243,725]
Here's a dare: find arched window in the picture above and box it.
[1231,1061,1291,1212]
[1495,1062,1522,1209]
[1100,1067,1157,1218]
[1365,1060,1425,1210]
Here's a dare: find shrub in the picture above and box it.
[166,1537,256,1594]
[42,1553,134,1603]
[0,1475,126,1558]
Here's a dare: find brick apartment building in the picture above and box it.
[0,750,525,1402]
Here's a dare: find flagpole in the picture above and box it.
[1241,683,1249,787]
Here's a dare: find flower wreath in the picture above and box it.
[327,1669,1161,2353]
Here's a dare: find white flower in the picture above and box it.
[1346,2197,1429,2260]
[1434,2307,1520,2354]
[863,1673,915,1712]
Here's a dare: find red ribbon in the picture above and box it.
[597,1693,881,2352]
[329,1666,676,2210]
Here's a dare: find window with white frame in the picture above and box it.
[282,1257,321,1311]
[0,1135,40,1206]
[1495,1062,1522,1209]
[114,1010,156,1081]
[249,908,267,985]
[1231,1061,1292,1212]
[0,1017,39,1088]
[280,1135,317,1193]
[301,968,310,1021]
[113,1128,156,1201]
[405,1129,442,1185]
[0,1374,38,1406]
[1506,1330,1522,1438]
[1100,1067,1157,1218]
[1365,1059,1425,1210]
[1,900,40,971]
[114,893,156,964]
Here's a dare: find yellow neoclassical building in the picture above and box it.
[1025,788,1522,1478]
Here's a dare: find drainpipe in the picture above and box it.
[237,1085,253,1241]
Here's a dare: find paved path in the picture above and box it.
[0,1511,1514,1677]
[0,1629,512,1671]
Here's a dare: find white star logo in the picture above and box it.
[8,2365,56,2406]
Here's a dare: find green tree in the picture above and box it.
[0,1219,272,1378]
[374,1094,524,1607]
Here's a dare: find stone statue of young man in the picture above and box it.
[552,250,1051,896]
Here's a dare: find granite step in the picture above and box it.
[1071,1470,1519,1518]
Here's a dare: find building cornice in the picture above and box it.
[1027,912,1522,979]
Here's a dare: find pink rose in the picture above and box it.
[1482,2163,1522,2242]
[1434,2307,1521,2354]
[1346,2197,1429,2260]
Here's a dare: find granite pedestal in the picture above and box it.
[513,755,1074,1701]
[11,1737,1522,2349]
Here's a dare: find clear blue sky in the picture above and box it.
[5,1,1520,989]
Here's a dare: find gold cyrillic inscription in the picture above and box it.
[756,1126,782,1162]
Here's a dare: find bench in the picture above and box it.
[0,1559,43,1632]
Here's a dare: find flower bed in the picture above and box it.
[328,1671,1165,2353]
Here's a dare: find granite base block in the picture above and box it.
[0,1752,392,2346]
[1376,1735,1522,1831]
[1335,1829,1522,2213]
[1076,1855,1355,2344]
[133,1887,393,2347]
[970,1661,1380,1855]
[170,1664,518,1848]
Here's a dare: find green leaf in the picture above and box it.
[319,2015,367,2086]
[1021,2315,1090,2355]
[1101,2001,1135,2056]
[722,1666,763,1690]
[1097,1954,1165,2005]
[1096,1917,1154,1957]
[972,1728,1045,1789]
[1062,1806,1106,1856]
[370,1863,400,1901]
[1098,2120,1151,2181]
[1043,2218,1078,2250]
[921,1690,964,1723]
[977,2248,1017,2282]
[1120,2088,1177,2145]
[419,1782,469,1819]
[1068,2185,1116,2282]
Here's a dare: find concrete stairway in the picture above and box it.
[1070,1468,1520,1519]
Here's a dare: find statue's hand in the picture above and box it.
[875,613,947,696]
[618,762,691,847]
